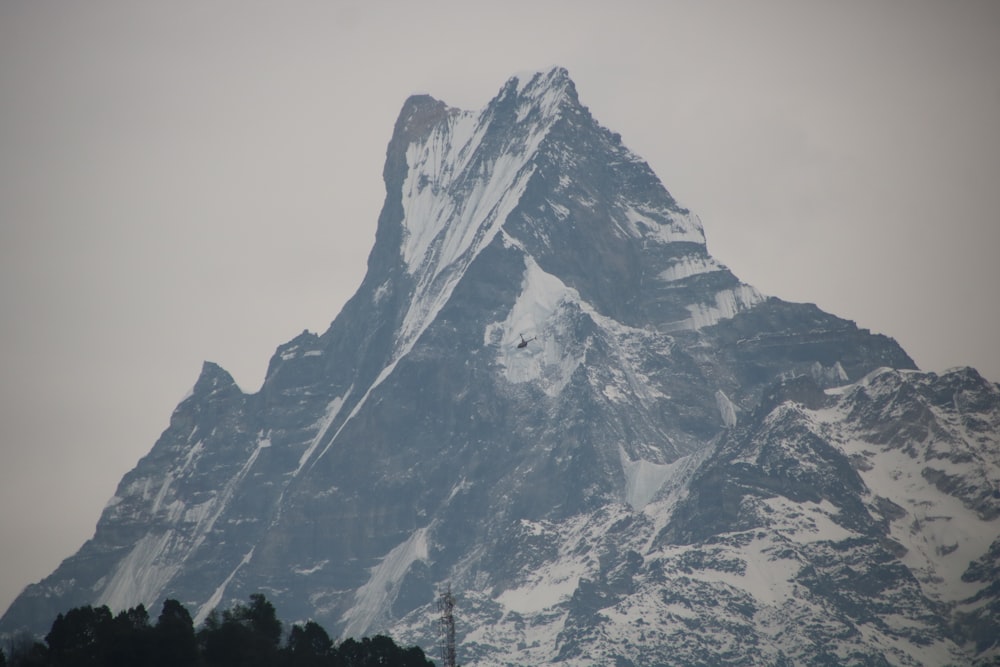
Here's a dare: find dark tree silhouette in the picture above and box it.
[2,632,48,667]
[284,621,334,667]
[8,593,434,667]
[337,635,435,667]
[199,593,282,667]
[45,604,113,667]
[106,605,152,667]
[152,599,198,667]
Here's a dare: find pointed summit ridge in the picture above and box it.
[379,66,762,345]
[397,67,578,275]
[7,68,990,667]
[193,360,240,396]
[504,66,579,115]
[387,68,588,367]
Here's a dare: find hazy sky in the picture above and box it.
[1,1,998,617]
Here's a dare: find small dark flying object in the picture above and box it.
[517,334,536,349]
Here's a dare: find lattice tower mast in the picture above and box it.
[438,584,457,667]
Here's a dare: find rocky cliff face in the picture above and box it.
[4,67,996,666]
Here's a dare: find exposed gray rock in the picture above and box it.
[4,67,997,666]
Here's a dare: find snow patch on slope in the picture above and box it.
[99,429,277,617]
[496,561,586,615]
[96,532,181,612]
[716,390,738,428]
[684,284,765,330]
[659,255,724,282]
[762,496,855,544]
[493,512,612,619]
[194,547,255,625]
[400,110,488,273]
[838,430,1000,603]
[341,527,431,639]
[810,371,1000,605]
[487,252,583,396]
[296,392,349,474]
[619,446,687,509]
[398,151,536,354]
[622,205,706,245]
[313,82,569,469]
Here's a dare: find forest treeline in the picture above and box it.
[1,593,436,667]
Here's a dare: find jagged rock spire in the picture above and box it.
[6,68,992,667]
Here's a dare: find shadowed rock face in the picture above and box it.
[4,67,997,666]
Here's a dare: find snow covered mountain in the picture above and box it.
[3,67,998,666]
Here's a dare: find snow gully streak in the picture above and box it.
[4,67,996,666]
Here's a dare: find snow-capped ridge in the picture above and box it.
[7,67,994,666]
[488,251,583,396]
[392,68,581,375]
[508,66,575,102]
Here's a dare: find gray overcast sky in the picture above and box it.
[1,0,998,616]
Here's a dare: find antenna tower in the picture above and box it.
[438,584,457,667]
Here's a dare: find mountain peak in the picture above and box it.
[5,68,990,666]
[373,64,761,337]
[193,360,239,397]
[502,66,578,106]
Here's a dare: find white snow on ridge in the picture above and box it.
[395,75,571,370]
[296,392,349,475]
[397,154,536,353]
[311,85,568,470]
[619,446,687,509]
[487,253,583,396]
[496,559,587,615]
[400,109,486,273]
[514,71,570,123]
[194,547,255,625]
[493,512,609,618]
[762,496,855,544]
[399,70,567,279]
[715,390,738,428]
[490,236,687,403]
[512,66,566,97]
[623,206,705,245]
[341,527,430,639]
[837,432,1000,603]
[98,430,274,615]
[659,255,724,282]
[736,534,801,604]
[96,531,181,613]
[292,559,329,576]
[807,377,1000,605]
[684,284,765,330]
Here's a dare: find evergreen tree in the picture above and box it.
[153,599,198,667]
[19,594,435,667]
[241,594,282,649]
[106,605,152,667]
[284,621,334,667]
[3,632,48,667]
[199,593,282,667]
[337,635,434,667]
[45,604,113,667]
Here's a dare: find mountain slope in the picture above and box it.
[4,67,996,666]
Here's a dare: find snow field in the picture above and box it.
[812,369,1000,605]
[341,527,430,639]
[487,254,583,396]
